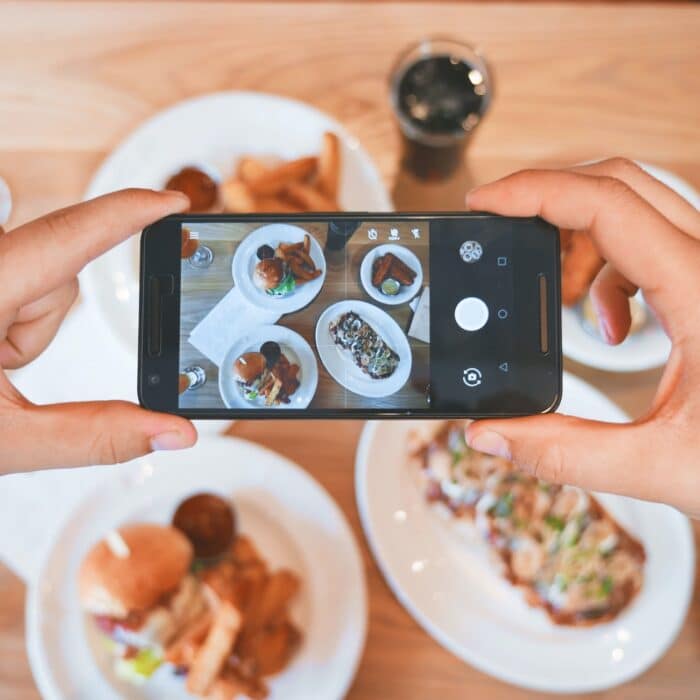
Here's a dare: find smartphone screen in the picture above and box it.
[141,213,561,418]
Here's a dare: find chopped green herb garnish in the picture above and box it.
[449,430,468,465]
[545,515,565,531]
[554,573,568,592]
[561,518,582,547]
[599,575,614,598]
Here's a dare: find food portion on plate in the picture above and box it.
[78,523,208,685]
[253,234,322,298]
[359,243,424,307]
[222,131,341,214]
[166,167,220,213]
[371,252,417,297]
[329,311,400,380]
[410,422,646,626]
[232,341,300,406]
[164,132,342,215]
[219,326,318,409]
[232,224,327,314]
[78,493,302,699]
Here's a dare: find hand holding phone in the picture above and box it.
[0,189,197,475]
[140,213,561,418]
[465,162,700,518]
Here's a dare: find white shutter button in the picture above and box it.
[455,297,489,331]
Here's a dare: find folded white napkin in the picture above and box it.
[408,286,430,343]
[189,287,281,366]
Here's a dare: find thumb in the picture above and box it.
[465,414,658,501]
[4,400,197,473]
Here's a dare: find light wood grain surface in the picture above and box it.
[1,2,699,699]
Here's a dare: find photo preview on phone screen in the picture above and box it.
[178,219,432,411]
[177,216,525,414]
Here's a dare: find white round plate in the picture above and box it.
[219,325,318,409]
[315,300,412,398]
[359,244,423,306]
[27,436,367,700]
[80,91,393,350]
[562,161,698,372]
[355,372,694,693]
[232,224,326,313]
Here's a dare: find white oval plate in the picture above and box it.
[562,161,698,372]
[27,436,367,700]
[359,244,423,306]
[232,224,326,314]
[355,372,694,693]
[80,91,393,350]
[315,300,412,398]
[219,325,318,409]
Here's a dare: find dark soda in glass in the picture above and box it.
[390,39,491,181]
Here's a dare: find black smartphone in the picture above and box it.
[139,213,561,419]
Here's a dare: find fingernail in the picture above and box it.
[468,430,511,459]
[600,317,614,344]
[150,431,190,451]
[465,187,480,207]
[162,189,190,203]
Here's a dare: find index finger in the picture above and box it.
[0,188,189,308]
[569,159,700,239]
[466,170,700,299]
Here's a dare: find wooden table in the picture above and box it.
[1,2,699,698]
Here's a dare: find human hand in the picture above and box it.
[0,189,197,475]
[465,159,700,518]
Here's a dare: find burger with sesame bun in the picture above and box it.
[78,524,207,683]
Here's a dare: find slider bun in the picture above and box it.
[233,352,267,384]
[254,257,285,291]
[78,524,193,618]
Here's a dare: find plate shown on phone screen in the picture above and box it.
[359,244,423,306]
[219,325,318,409]
[315,300,412,398]
[232,224,326,313]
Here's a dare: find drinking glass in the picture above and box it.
[181,227,214,269]
[389,37,492,181]
[179,366,207,394]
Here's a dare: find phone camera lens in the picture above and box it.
[148,373,161,386]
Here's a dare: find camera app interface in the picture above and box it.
[178,220,432,410]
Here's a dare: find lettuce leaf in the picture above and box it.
[266,271,296,297]
[114,648,162,684]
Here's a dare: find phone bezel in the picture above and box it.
[139,212,562,419]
